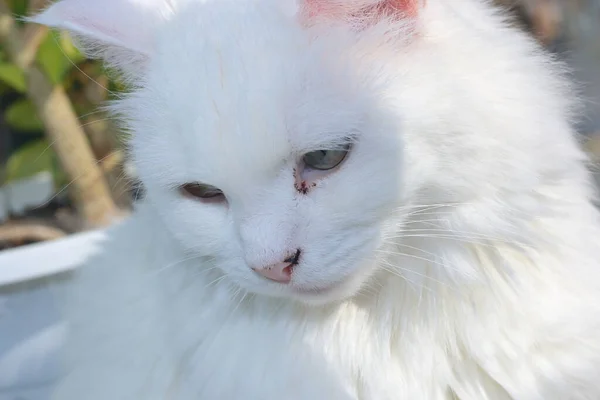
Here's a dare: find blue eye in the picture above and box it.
[302,144,351,170]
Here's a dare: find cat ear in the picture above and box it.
[301,0,423,24]
[27,0,174,56]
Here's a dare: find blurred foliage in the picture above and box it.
[5,138,64,183]
[0,64,26,93]
[6,99,43,131]
[0,0,123,190]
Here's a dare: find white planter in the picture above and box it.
[0,229,106,399]
[0,172,55,223]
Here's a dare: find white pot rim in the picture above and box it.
[0,229,106,287]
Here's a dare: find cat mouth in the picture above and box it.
[288,247,376,301]
[288,274,365,304]
[293,284,336,296]
[291,274,353,298]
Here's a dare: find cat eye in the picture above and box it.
[180,183,224,200]
[302,144,351,171]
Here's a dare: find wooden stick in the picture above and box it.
[0,222,66,244]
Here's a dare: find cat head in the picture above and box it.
[31,0,578,304]
[30,0,424,305]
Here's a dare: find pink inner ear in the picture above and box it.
[303,0,421,21]
[377,0,421,18]
[303,0,341,19]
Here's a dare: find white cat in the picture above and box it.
[30,0,600,398]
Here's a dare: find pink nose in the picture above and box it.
[252,249,301,284]
[252,262,293,283]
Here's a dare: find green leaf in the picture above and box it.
[5,99,44,132]
[0,63,26,93]
[36,32,84,85]
[0,82,11,96]
[8,0,28,21]
[5,139,56,183]
[60,32,86,65]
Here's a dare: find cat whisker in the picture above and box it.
[152,256,218,276]
[398,200,543,228]
[383,242,442,260]
[230,290,249,317]
[41,151,121,206]
[202,274,228,290]
[382,234,507,249]
[402,218,450,227]
[51,33,123,99]
[376,258,450,292]
[395,202,471,212]
[384,259,455,288]
[399,227,523,241]
[196,284,247,365]
[151,256,200,275]
[403,214,533,247]
[386,230,529,248]
[109,169,137,198]
[377,264,432,293]
[77,108,110,121]
[398,203,470,216]
[78,117,119,130]
[375,248,450,271]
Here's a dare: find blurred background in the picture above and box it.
[0,0,599,252]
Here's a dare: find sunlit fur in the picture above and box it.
[32,0,600,398]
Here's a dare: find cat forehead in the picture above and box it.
[149,1,309,115]
[155,0,304,62]
[127,2,370,186]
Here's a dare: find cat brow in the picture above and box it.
[301,132,358,152]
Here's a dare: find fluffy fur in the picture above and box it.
[31,0,600,398]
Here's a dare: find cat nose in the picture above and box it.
[252,249,301,284]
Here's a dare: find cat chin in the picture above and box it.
[289,269,376,305]
[288,286,362,306]
[285,282,353,306]
[264,282,362,306]
[231,263,377,306]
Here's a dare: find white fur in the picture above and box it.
[31,0,600,398]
